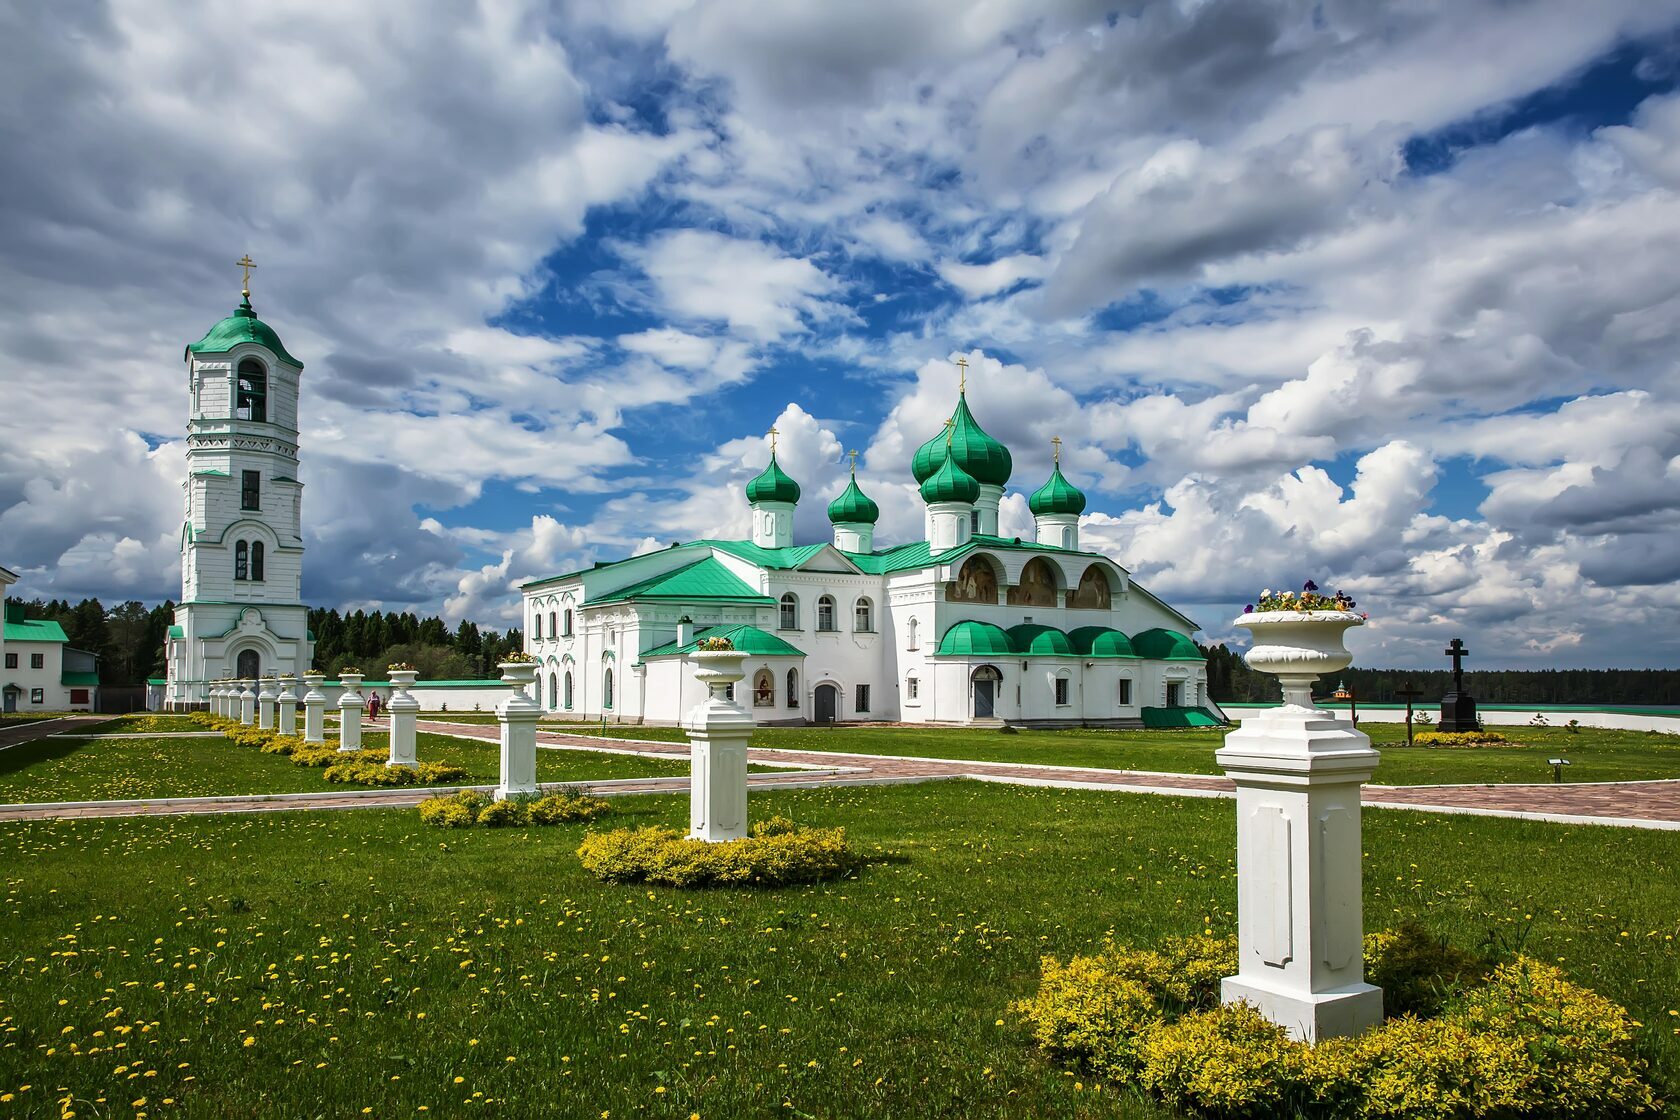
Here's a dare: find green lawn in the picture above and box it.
[87,714,209,734]
[0,732,692,804]
[0,783,1675,1118]
[500,720,1680,786]
[0,711,84,727]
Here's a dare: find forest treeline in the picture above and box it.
[1200,643,1680,705]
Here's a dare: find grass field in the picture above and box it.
[451,719,1680,786]
[0,782,1675,1118]
[0,731,693,804]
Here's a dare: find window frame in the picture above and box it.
[563,609,573,637]
[853,597,873,633]
[548,611,557,640]
[30,688,44,705]
[1054,674,1071,707]
[603,668,614,710]
[250,541,265,581]
[816,594,837,632]
[855,683,870,713]
[241,469,261,511]
[778,593,799,631]
[30,652,45,670]
[905,674,919,701]
[3,653,14,669]
[234,539,249,581]
[236,358,268,422]
[785,668,799,709]
[1118,678,1133,706]
[563,671,573,710]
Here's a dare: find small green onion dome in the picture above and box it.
[1028,466,1086,516]
[918,450,980,504]
[910,394,1012,486]
[745,453,801,504]
[185,296,305,368]
[827,473,879,524]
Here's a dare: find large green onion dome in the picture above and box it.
[910,394,1012,486]
[745,453,801,504]
[827,471,879,524]
[186,296,305,368]
[918,449,980,504]
[1028,465,1087,516]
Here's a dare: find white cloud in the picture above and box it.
[625,230,848,342]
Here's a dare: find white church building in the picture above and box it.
[159,277,313,709]
[522,388,1217,728]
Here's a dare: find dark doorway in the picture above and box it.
[814,683,839,723]
[236,649,260,679]
[972,665,1002,719]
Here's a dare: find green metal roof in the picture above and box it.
[745,453,801,504]
[61,671,100,687]
[826,472,880,524]
[1028,465,1087,516]
[1007,624,1076,657]
[1068,626,1139,658]
[936,620,1014,657]
[591,557,776,606]
[1141,706,1223,728]
[186,296,304,368]
[3,617,68,643]
[706,540,837,571]
[168,625,184,639]
[919,450,980,504]
[641,624,806,660]
[1131,628,1205,661]
[911,393,1012,486]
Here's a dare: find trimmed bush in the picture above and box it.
[1014,931,1661,1119]
[320,760,468,786]
[528,790,612,824]
[416,788,613,828]
[1411,730,1514,748]
[576,821,860,888]
[418,790,486,828]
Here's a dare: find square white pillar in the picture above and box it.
[684,651,753,842]
[277,677,298,736]
[238,680,256,725]
[257,678,278,730]
[302,673,327,744]
[386,669,419,768]
[337,672,365,753]
[495,662,541,799]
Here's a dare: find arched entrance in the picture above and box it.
[236,649,260,679]
[814,683,839,723]
[971,665,1002,719]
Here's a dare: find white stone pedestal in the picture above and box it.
[1218,610,1382,1042]
[277,677,298,736]
[217,682,229,718]
[337,672,365,753]
[302,672,327,744]
[238,679,257,725]
[386,669,419,768]
[495,662,541,800]
[683,651,753,842]
[257,678,277,730]
[209,682,222,718]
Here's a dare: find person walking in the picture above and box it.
[368,691,382,721]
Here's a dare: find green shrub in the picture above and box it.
[321,759,468,786]
[418,790,486,828]
[576,822,860,888]
[1362,921,1489,1018]
[417,789,612,828]
[1138,1002,1308,1114]
[1411,730,1514,748]
[528,790,612,824]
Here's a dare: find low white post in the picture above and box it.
[684,650,753,842]
[216,681,229,718]
[238,678,257,725]
[1217,610,1382,1042]
[495,661,541,800]
[257,677,278,730]
[277,676,298,736]
[302,672,327,744]
[209,681,222,718]
[337,671,365,753]
[387,669,419,768]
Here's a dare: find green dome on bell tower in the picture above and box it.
[745,452,801,505]
[1029,465,1087,516]
[827,464,879,524]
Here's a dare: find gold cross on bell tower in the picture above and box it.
[236,254,256,298]
[768,425,779,455]
[955,354,968,393]
[1051,435,1062,465]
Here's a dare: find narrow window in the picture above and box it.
[906,675,918,700]
[854,597,873,632]
[548,611,557,639]
[603,668,614,710]
[250,541,265,581]
[241,470,260,511]
[817,595,836,632]
[970,509,980,533]
[906,617,919,650]
[3,653,15,669]
[234,540,249,580]
[564,609,573,636]
[1118,678,1132,706]
[785,669,798,709]
[533,614,542,640]
[779,593,798,630]
[236,358,267,422]
[855,684,871,713]
[1054,676,1070,706]
[31,653,45,669]
[563,671,573,710]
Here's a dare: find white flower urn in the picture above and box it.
[495,662,542,800]
[336,672,366,753]
[276,675,299,736]
[386,670,420,768]
[684,650,754,843]
[1235,610,1364,710]
[301,672,328,744]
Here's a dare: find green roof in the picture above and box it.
[1141,706,1223,728]
[911,393,1012,486]
[1028,465,1087,516]
[1007,624,1076,657]
[642,624,806,659]
[1068,626,1139,658]
[3,617,67,643]
[936,620,1014,657]
[704,540,838,571]
[745,453,801,504]
[919,450,980,504]
[591,557,775,606]
[186,296,304,368]
[827,472,880,525]
[61,671,100,687]
[168,625,184,639]
[1132,628,1205,661]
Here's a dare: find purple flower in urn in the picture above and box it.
[1243,604,1254,613]
[1303,579,1319,592]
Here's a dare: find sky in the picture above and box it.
[3,0,1680,669]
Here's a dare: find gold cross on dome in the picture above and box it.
[768,425,779,454]
[1051,435,1062,465]
[236,254,256,296]
[955,354,968,393]
[847,449,858,474]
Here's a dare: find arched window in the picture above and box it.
[236,649,260,679]
[547,672,557,710]
[753,669,774,708]
[905,673,920,701]
[603,668,614,710]
[785,668,799,709]
[906,616,919,650]
[234,540,249,581]
[563,609,573,636]
[817,595,837,631]
[548,611,557,640]
[533,614,542,640]
[854,597,873,632]
[250,541,265,581]
[236,358,267,422]
[779,593,799,630]
[564,671,573,710]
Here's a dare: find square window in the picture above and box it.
[241,470,260,511]
[30,688,44,705]
[3,653,14,669]
[906,676,919,700]
[855,684,870,713]
[31,653,44,669]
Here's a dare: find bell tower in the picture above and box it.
[163,258,313,709]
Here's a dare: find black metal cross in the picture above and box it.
[1444,638,1469,691]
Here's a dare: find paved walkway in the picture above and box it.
[0,714,111,751]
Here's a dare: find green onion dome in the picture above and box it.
[745,453,801,504]
[185,296,305,368]
[1028,466,1086,516]
[826,472,879,524]
[918,450,980,504]
[910,394,1012,486]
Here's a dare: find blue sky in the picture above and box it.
[4,0,1680,669]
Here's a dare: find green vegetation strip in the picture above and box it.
[0,784,1676,1118]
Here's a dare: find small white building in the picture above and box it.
[522,388,1218,728]
[2,601,100,712]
